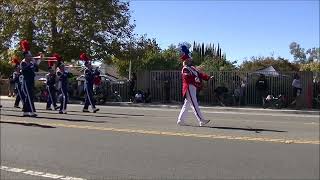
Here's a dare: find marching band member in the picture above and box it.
[53,53,64,70]
[20,40,39,117]
[10,56,23,108]
[45,52,63,111]
[46,67,59,110]
[80,53,100,113]
[177,43,214,126]
[56,63,73,114]
[13,65,24,108]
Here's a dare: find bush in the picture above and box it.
[300,62,320,72]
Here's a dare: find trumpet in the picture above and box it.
[31,53,58,66]
[32,54,58,61]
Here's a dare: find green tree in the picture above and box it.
[161,44,180,70]
[200,56,236,73]
[112,35,162,76]
[239,56,299,72]
[306,47,320,62]
[299,62,320,72]
[191,42,224,66]
[0,0,134,63]
[289,42,319,64]
[112,38,183,77]
[0,60,14,78]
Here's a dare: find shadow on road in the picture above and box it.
[183,124,287,133]
[33,110,123,119]
[57,109,145,117]
[37,110,137,118]
[0,121,56,128]
[1,113,108,123]
[2,107,142,118]
[209,126,287,133]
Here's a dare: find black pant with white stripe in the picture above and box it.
[83,84,96,109]
[59,88,68,112]
[14,85,24,107]
[46,86,57,108]
[22,81,36,113]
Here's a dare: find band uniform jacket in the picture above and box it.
[181,65,210,97]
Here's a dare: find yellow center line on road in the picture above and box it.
[1,120,319,145]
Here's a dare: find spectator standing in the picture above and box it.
[290,73,302,106]
[255,74,268,107]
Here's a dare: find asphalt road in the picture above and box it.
[0,100,319,180]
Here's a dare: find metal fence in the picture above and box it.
[109,82,130,102]
[1,71,319,109]
[74,80,130,102]
[137,70,319,109]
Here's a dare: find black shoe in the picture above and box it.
[30,113,38,117]
[83,109,90,112]
[199,119,211,127]
[14,105,20,108]
[46,107,53,110]
[93,108,100,113]
[59,111,63,114]
[54,106,60,110]
[23,112,30,117]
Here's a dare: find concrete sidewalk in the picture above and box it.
[1,95,319,115]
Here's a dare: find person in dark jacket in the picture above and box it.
[46,67,59,110]
[13,65,24,108]
[82,62,100,113]
[129,73,137,102]
[8,73,15,97]
[56,64,73,114]
[255,74,268,107]
[20,53,39,117]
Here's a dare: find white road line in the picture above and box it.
[0,165,86,180]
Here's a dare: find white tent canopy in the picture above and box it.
[252,66,280,77]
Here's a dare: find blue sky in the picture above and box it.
[130,0,319,63]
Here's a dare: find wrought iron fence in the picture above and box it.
[136,71,318,109]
